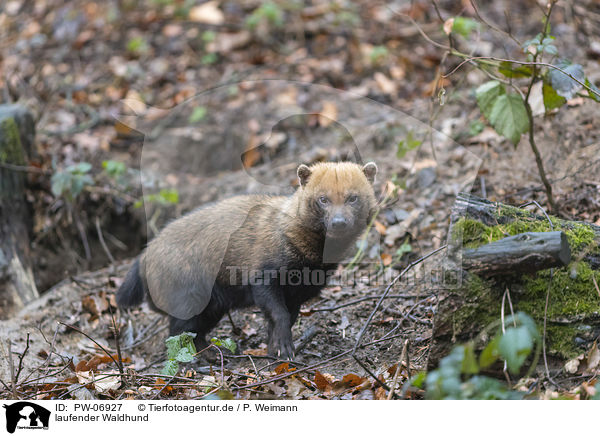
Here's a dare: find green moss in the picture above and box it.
[519,262,600,320]
[451,274,499,337]
[545,325,580,358]
[0,117,24,164]
[451,209,600,359]
[453,215,597,258]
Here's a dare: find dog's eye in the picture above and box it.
[347,195,358,204]
[318,196,329,205]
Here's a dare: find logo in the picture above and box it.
[3,402,50,433]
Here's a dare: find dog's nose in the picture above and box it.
[331,215,348,229]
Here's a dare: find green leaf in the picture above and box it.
[175,348,194,363]
[409,371,426,389]
[475,81,505,120]
[211,337,237,353]
[161,360,179,376]
[451,17,479,38]
[542,82,566,112]
[127,36,148,54]
[479,335,501,369]
[166,332,197,360]
[102,160,126,178]
[50,172,71,197]
[543,44,558,56]
[395,242,412,257]
[548,61,585,99]
[498,62,533,79]
[165,336,181,360]
[498,326,533,375]
[159,189,179,205]
[189,106,207,123]
[201,53,218,65]
[488,94,529,145]
[522,33,543,53]
[396,131,422,158]
[68,162,92,175]
[201,30,216,43]
[585,78,600,102]
[369,46,389,64]
[468,120,485,136]
[461,343,479,374]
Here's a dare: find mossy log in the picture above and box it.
[463,231,571,276]
[428,193,600,368]
[0,104,38,319]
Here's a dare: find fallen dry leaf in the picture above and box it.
[189,1,225,25]
[314,370,330,391]
[318,101,338,127]
[381,253,392,266]
[587,341,600,372]
[374,72,397,95]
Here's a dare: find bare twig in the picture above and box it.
[232,333,408,392]
[352,246,447,354]
[96,217,115,265]
[387,339,409,400]
[108,305,125,383]
[14,334,30,386]
[307,293,428,313]
[469,0,522,46]
[58,322,123,374]
[0,162,50,174]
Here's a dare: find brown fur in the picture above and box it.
[117,161,378,359]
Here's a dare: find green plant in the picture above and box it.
[201,53,218,65]
[246,1,284,30]
[126,36,149,55]
[102,159,126,179]
[162,332,197,376]
[369,45,389,66]
[410,312,540,399]
[51,162,94,202]
[432,1,600,212]
[188,106,208,123]
[134,188,179,209]
[210,337,237,353]
[396,131,423,158]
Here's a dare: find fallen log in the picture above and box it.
[428,193,600,369]
[462,231,571,276]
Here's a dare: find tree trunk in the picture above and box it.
[428,193,600,369]
[0,104,38,319]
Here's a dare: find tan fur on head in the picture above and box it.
[299,161,377,195]
[291,161,378,242]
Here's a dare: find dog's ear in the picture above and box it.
[362,162,377,183]
[297,164,312,187]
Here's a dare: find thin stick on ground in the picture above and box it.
[58,322,123,375]
[352,245,447,354]
[96,217,115,265]
[387,339,409,400]
[350,246,446,392]
[307,293,430,314]
[108,305,125,383]
[14,333,30,386]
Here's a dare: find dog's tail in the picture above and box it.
[116,258,146,308]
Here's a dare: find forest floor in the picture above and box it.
[1,0,600,399]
